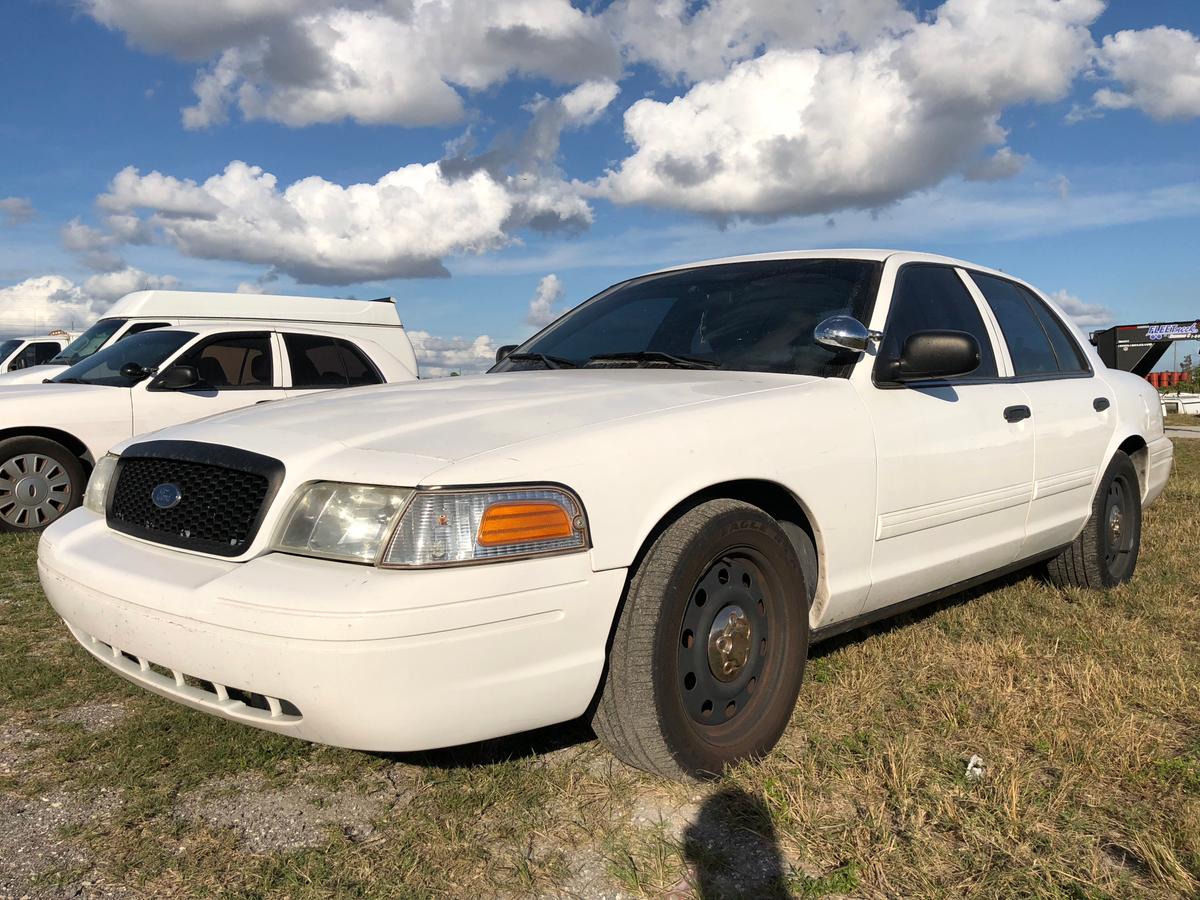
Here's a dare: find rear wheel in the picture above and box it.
[0,436,84,533]
[592,499,809,779]
[1046,452,1141,589]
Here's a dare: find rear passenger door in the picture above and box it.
[967,273,1116,555]
[132,332,283,436]
[281,333,385,400]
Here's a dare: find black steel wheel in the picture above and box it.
[592,499,810,779]
[1047,451,1141,589]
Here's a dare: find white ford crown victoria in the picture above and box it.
[38,251,1173,779]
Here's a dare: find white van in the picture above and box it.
[0,331,75,374]
[0,290,416,385]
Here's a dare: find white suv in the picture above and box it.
[0,333,73,374]
[39,250,1173,779]
[2,321,416,531]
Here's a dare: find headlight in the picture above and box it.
[83,453,119,515]
[273,482,413,563]
[381,486,588,568]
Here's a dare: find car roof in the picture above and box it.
[646,248,983,275]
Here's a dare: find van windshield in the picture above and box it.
[50,318,127,366]
[54,330,196,387]
[493,259,881,376]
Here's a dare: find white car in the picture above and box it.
[0,289,409,386]
[39,250,1173,779]
[2,320,417,531]
[0,332,73,374]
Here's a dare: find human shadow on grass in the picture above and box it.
[681,787,792,899]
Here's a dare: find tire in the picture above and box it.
[1046,451,1141,589]
[592,499,810,779]
[0,436,85,533]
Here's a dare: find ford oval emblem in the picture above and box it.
[151,483,182,510]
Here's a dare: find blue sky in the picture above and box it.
[1,0,1198,372]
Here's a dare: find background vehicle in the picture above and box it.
[0,331,74,373]
[0,290,414,385]
[39,250,1172,779]
[0,319,417,531]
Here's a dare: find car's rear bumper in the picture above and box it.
[39,510,626,751]
[1144,436,1174,507]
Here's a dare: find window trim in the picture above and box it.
[870,262,1006,390]
[964,269,1094,381]
[148,330,280,392]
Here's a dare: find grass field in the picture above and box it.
[1165,413,1199,428]
[2,442,1198,898]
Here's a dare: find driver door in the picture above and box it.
[131,332,283,436]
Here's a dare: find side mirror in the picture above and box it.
[495,344,518,364]
[882,330,981,382]
[153,364,201,391]
[814,315,880,353]
[119,362,151,381]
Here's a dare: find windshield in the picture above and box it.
[493,259,881,376]
[0,339,21,362]
[54,330,195,387]
[50,318,127,365]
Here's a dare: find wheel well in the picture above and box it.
[1117,434,1148,498]
[0,427,94,474]
[636,479,822,610]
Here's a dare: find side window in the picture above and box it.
[32,342,62,365]
[338,341,383,386]
[877,265,998,380]
[284,334,384,388]
[121,322,171,339]
[182,334,273,388]
[11,342,60,370]
[971,274,1062,376]
[1020,287,1089,373]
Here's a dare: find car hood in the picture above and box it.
[0,365,70,386]
[151,369,810,479]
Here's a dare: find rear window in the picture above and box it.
[972,273,1086,376]
[284,334,383,388]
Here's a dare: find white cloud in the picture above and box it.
[964,148,1031,183]
[85,0,621,129]
[600,0,1101,219]
[1091,27,1200,121]
[407,329,496,377]
[82,267,180,303]
[0,275,107,334]
[607,0,913,82]
[1048,289,1114,329]
[525,273,564,327]
[95,157,593,285]
[0,197,35,226]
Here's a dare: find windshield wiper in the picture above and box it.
[586,351,720,370]
[504,352,578,369]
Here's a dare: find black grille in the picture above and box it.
[107,441,284,557]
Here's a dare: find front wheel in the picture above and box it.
[1046,451,1142,589]
[0,436,85,533]
[592,499,809,779]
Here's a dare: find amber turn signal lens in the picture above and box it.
[478,501,575,546]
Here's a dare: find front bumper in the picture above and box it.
[39,511,626,752]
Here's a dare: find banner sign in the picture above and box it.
[1144,321,1200,342]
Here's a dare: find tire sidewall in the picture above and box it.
[647,505,808,776]
[0,436,85,533]
[1090,452,1141,587]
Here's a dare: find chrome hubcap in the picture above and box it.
[707,604,752,682]
[0,454,72,528]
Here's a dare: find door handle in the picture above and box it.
[1004,405,1031,423]
[1093,397,1110,412]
